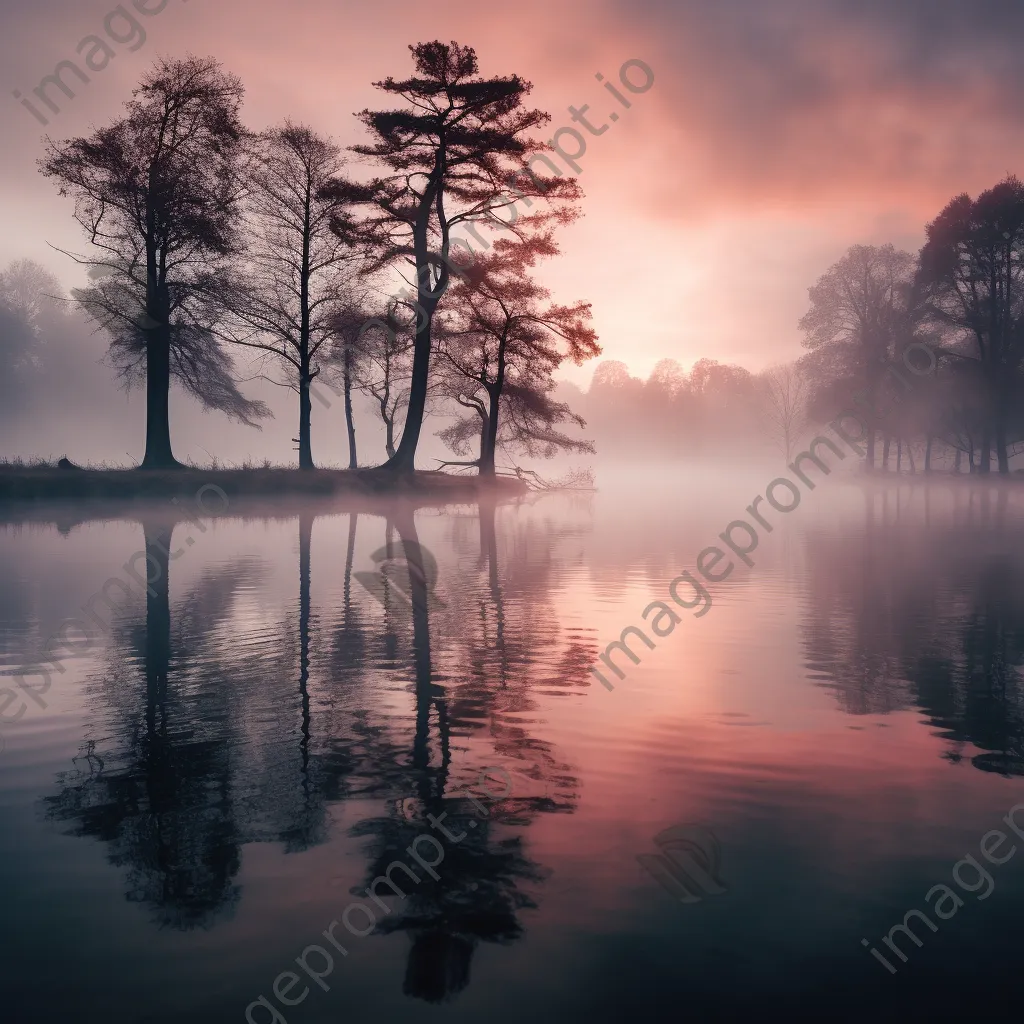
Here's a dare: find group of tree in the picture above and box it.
[33,44,599,475]
[556,356,768,460]
[563,176,1024,475]
[23,42,1024,477]
[799,177,1024,475]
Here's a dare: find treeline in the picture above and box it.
[799,184,1024,475]
[559,358,765,460]
[559,176,1024,474]
[20,44,600,476]
[12,41,1024,477]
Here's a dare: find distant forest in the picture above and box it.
[2,44,1023,476]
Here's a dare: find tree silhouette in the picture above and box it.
[799,244,920,470]
[323,40,581,474]
[209,122,362,469]
[41,56,266,467]
[757,362,808,461]
[436,235,598,475]
[919,175,1024,474]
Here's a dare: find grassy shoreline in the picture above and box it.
[0,464,529,505]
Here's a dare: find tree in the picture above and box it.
[647,358,688,400]
[799,244,920,470]
[758,362,808,460]
[687,358,759,451]
[326,302,376,469]
[436,236,599,476]
[324,40,581,474]
[354,303,414,463]
[919,176,1024,475]
[0,260,61,421]
[208,123,362,469]
[41,56,265,468]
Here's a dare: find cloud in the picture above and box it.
[611,0,1024,218]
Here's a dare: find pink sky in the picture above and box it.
[3,0,1023,385]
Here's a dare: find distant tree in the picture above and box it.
[41,56,266,468]
[0,260,61,420]
[758,362,808,460]
[639,359,690,457]
[323,40,581,474]
[209,122,361,469]
[799,244,920,470]
[436,236,599,476]
[0,259,62,328]
[326,301,376,469]
[0,261,62,365]
[687,358,759,450]
[647,358,688,400]
[590,360,642,393]
[919,176,1024,474]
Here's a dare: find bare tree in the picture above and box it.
[436,235,598,476]
[758,362,808,460]
[208,122,361,468]
[41,56,265,467]
[356,303,414,462]
[323,300,376,469]
[799,244,920,470]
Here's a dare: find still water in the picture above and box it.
[1,465,1023,1022]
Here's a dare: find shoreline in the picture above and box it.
[0,466,530,521]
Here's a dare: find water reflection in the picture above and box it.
[803,485,1024,776]
[45,515,251,928]
[39,498,588,1008]
[6,479,1024,1022]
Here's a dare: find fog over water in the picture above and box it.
[2,467,1024,1022]
[4,3,1024,1020]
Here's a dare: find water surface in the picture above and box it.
[2,465,1023,1022]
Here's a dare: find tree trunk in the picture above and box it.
[979,424,992,475]
[907,443,916,475]
[882,435,891,471]
[995,378,1010,475]
[299,190,314,472]
[866,425,876,472]
[381,318,428,473]
[384,411,396,460]
[480,387,501,478]
[954,447,962,474]
[896,439,902,474]
[298,367,314,470]
[924,435,933,474]
[381,242,437,474]
[141,321,177,469]
[476,412,488,469]
[343,357,357,470]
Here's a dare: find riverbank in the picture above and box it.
[0,464,529,506]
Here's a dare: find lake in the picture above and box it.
[2,463,1023,1022]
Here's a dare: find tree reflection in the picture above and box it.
[347,506,577,1003]
[40,498,589,1005]
[46,515,246,929]
[802,491,1024,775]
